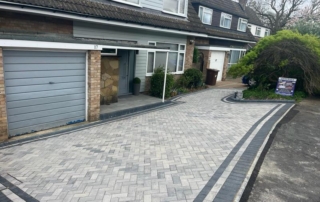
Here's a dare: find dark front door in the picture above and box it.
[118,51,129,95]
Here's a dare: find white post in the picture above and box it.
[162,52,169,102]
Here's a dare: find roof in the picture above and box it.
[245,7,265,27]
[0,0,207,34]
[191,0,248,18]
[204,25,256,42]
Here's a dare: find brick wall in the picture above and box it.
[88,51,101,122]
[199,50,211,79]
[0,11,73,35]
[0,48,8,142]
[195,37,210,45]
[222,52,230,81]
[184,36,195,70]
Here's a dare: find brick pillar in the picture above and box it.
[87,50,101,122]
[222,51,230,81]
[184,36,195,70]
[0,48,8,142]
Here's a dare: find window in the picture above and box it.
[163,0,187,16]
[147,42,186,75]
[247,24,252,31]
[237,18,248,32]
[228,50,246,68]
[101,48,117,56]
[113,0,140,6]
[199,6,213,25]
[255,27,261,36]
[264,29,270,36]
[220,13,232,29]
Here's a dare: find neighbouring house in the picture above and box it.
[0,0,208,141]
[190,0,257,82]
[245,7,270,40]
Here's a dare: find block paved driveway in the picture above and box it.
[0,90,290,202]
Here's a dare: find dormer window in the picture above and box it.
[237,18,248,32]
[112,0,141,7]
[265,29,270,36]
[163,0,187,16]
[220,13,232,29]
[255,27,261,36]
[199,6,213,25]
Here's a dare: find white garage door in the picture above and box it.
[210,51,225,82]
[3,50,86,137]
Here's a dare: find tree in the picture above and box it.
[250,0,306,33]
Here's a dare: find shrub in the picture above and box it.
[228,30,320,94]
[150,68,174,98]
[183,68,203,88]
[133,77,141,84]
[193,47,200,63]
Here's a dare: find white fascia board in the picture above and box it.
[0,39,102,50]
[100,45,170,52]
[207,35,256,43]
[196,46,247,51]
[0,3,207,37]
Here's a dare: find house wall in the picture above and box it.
[0,48,8,142]
[101,57,120,104]
[74,21,187,92]
[88,50,101,122]
[0,11,73,35]
[248,23,268,38]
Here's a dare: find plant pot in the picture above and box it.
[133,83,140,95]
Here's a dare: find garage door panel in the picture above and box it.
[6,93,85,109]
[4,70,85,79]
[3,50,87,137]
[9,116,85,136]
[8,111,85,130]
[6,82,85,94]
[6,88,85,102]
[7,99,85,116]
[4,56,86,64]
[8,105,85,123]
[4,63,86,72]
[5,76,85,87]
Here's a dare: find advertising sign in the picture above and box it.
[275,77,297,96]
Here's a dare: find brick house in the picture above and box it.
[0,0,263,141]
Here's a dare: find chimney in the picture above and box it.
[239,0,248,10]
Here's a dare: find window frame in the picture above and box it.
[227,49,246,68]
[146,41,186,76]
[112,0,142,7]
[237,18,248,32]
[220,12,233,29]
[264,29,270,37]
[255,27,262,36]
[162,0,188,17]
[198,6,213,25]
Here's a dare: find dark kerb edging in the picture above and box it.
[228,96,295,103]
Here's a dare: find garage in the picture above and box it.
[210,51,225,82]
[3,50,86,137]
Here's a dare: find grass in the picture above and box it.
[243,89,308,102]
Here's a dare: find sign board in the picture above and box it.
[275,77,297,96]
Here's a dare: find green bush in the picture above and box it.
[133,77,141,84]
[228,30,320,94]
[243,89,307,102]
[179,68,203,88]
[150,68,174,98]
[193,47,199,63]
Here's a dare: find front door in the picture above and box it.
[118,51,129,95]
[210,51,225,82]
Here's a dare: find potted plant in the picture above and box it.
[133,77,141,95]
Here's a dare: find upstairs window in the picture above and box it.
[265,29,270,36]
[199,6,213,25]
[220,13,232,29]
[255,27,261,36]
[237,18,248,32]
[247,24,252,31]
[163,0,187,16]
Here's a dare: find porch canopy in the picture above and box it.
[0,33,171,102]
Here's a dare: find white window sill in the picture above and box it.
[219,25,231,29]
[237,29,246,32]
[112,0,142,8]
[146,71,184,77]
[162,10,186,18]
[202,21,212,25]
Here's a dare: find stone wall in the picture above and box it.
[87,50,101,122]
[100,57,119,104]
[0,11,73,35]
[0,48,8,142]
